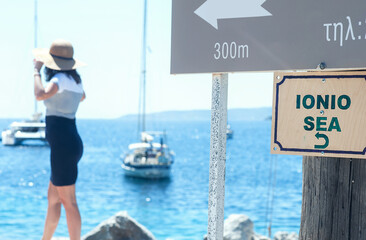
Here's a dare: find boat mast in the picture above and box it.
[138,0,147,135]
[34,0,38,115]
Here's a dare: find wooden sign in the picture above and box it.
[271,71,366,159]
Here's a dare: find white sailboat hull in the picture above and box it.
[1,121,46,146]
[121,140,174,179]
[121,163,171,179]
[2,130,17,145]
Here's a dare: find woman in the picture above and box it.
[33,39,86,240]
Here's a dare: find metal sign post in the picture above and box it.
[208,73,228,240]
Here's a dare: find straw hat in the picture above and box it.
[32,39,86,70]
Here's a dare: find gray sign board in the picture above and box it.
[171,0,366,74]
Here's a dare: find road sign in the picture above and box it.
[171,0,366,74]
[271,71,366,159]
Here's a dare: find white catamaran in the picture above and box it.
[121,0,174,178]
[1,0,46,146]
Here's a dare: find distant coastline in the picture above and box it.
[119,107,272,122]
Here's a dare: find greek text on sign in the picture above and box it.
[271,71,366,159]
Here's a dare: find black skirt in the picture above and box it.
[46,116,83,186]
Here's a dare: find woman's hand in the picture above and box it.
[33,59,44,72]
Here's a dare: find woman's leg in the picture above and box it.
[57,184,81,240]
[42,181,61,240]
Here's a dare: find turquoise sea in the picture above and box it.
[0,118,302,240]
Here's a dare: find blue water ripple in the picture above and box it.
[0,119,302,240]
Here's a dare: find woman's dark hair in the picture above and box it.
[44,67,82,84]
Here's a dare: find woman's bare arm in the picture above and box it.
[33,59,58,101]
[80,91,86,102]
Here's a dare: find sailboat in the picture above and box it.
[1,0,46,146]
[121,0,174,178]
[226,124,234,139]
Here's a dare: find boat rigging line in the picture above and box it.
[34,0,39,115]
[265,153,278,238]
[137,0,148,139]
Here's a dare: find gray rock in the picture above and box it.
[204,214,269,240]
[223,214,254,240]
[273,232,298,240]
[252,235,270,240]
[82,211,156,240]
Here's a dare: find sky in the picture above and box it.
[0,0,274,119]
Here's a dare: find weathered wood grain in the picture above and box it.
[300,156,366,240]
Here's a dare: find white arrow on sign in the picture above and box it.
[194,0,272,29]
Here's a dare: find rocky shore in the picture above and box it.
[52,212,298,240]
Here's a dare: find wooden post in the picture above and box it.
[300,156,366,240]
